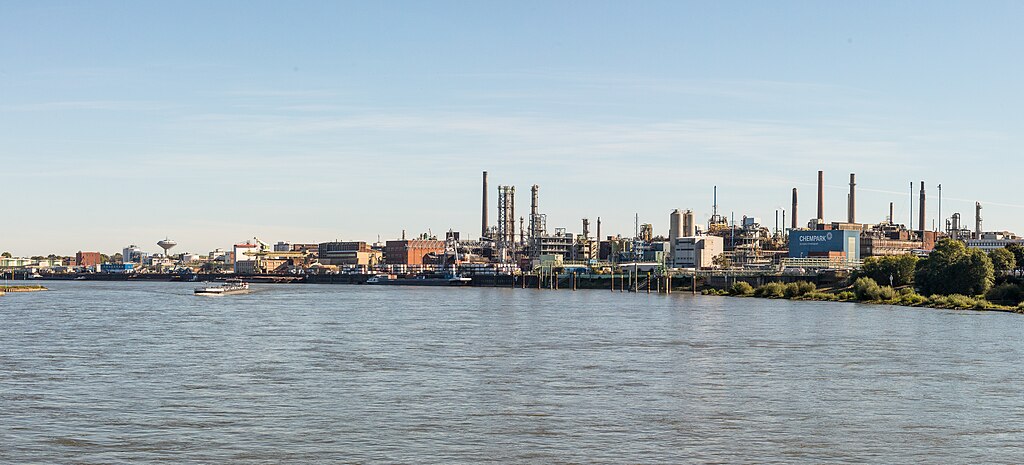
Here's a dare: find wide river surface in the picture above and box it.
[3,281,1024,463]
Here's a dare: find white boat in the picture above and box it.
[194,280,250,295]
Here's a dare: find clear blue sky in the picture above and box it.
[3,1,1023,255]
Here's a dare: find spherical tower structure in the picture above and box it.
[157,238,177,257]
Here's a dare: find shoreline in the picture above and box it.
[701,284,1023,314]
[1,285,48,293]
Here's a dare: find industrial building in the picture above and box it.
[75,251,102,267]
[100,263,134,273]
[965,232,1024,251]
[671,236,723,269]
[318,241,381,267]
[233,242,259,274]
[533,230,575,259]
[668,209,696,265]
[122,245,146,263]
[385,239,446,265]
[859,224,936,256]
[788,230,860,262]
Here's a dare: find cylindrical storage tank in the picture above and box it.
[669,210,683,239]
[683,209,696,237]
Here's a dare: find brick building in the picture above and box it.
[75,251,103,267]
[385,240,446,265]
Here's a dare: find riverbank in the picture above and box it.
[701,280,1024,313]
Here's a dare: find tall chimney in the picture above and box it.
[848,173,856,224]
[817,170,824,221]
[889,202,894,225]
[597,216,602,241]
[791,188,798,229]
[919,181,926,233]
[583,218,590,239]
[481,171,488,239]
[976,202,983,238]
[530,184,539,239]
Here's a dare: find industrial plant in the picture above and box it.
[2,168,1019,289]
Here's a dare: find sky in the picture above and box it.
[3,1,1024,256]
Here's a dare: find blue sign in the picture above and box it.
[788,230,860,260]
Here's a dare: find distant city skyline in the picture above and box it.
[4,1,1024,255]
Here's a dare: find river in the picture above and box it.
[2,281,1023,463]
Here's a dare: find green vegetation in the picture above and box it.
[985,283,1024,305]
[1007,243,1024,275]
[783,281,816,298]
[802,290,838,301]
[989,248,1016,276]
[702,241,1024,314]
[730,281,754,296]
[915,239,994,296]
[858,255,918,286]
[754,282,786,298]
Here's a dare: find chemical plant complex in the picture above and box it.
[3,170,1018,286]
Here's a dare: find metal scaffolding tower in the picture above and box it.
[497,185,516,259]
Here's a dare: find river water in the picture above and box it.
[2,281,1024,463]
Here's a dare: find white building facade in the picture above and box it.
[671,236,723,269]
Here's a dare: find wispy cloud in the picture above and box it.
[223,89,340,98]
[1,100,182,112]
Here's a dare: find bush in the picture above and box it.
[783,281,816,298]
[730,281,754,296]
[755,282,786,298]
[899,292,927,306]
[853,277,881,300]
[877,286,897,301]
[929,294,949,307]
[804,291,837,301]
[836,291,856,301]
[945,294,977,309]
[985,283,1024,305]
[973,299,994,310]
[851,277,896,301]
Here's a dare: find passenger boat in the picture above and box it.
[194,280,250,295]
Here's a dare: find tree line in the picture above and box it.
[856,238,1024,305]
